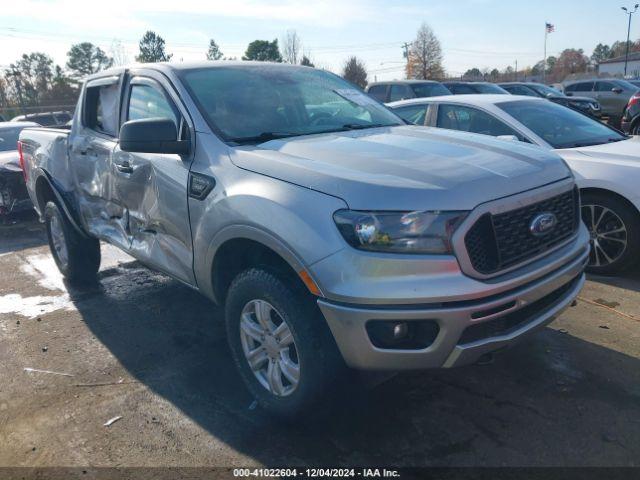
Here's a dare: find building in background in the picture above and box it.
[598,52,640,78]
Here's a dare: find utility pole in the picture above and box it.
[622,5,639,77]
[402,42,412,78]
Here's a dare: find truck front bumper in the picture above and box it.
[316,227,589,371]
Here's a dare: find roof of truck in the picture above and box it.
[85,61,314,82]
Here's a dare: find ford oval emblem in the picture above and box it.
[529,213,557,237]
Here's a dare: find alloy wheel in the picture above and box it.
[239,299,300,396]
[581,204,628,268]
[49,213,69,268]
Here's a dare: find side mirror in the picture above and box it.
[119,118,189,155]
[612,87,624,94]
[497,134,520,142]
[566,92,574,97]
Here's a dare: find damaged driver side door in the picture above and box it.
[111,74,195,285]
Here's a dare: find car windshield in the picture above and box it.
[528,84,562,97]
[411,82,451,97]
[474,83,509,94]
[0,127,21,152]
[615,79,640,90]
[498,100,626,149]
[179,66,404,144]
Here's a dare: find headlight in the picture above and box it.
[333,210,468,254]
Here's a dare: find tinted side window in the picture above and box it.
[449,84,475,95]
[436,104,521,138]
[84,83,120,136]
[394,105,428,125]
[508,85,538,96]
[566,82,594,92]
[596,81,615,92]
[128,84,178,126]
[389,85,411,102]
[367,85,387,102]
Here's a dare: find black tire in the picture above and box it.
[225,267,347,419]
[581,192,640,275]
[44,201,100,284]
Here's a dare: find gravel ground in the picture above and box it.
[0,214,639,469]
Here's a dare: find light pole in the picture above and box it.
[622,4,639,77]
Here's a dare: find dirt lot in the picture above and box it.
[1,214,639,468]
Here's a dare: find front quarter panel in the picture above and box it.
[189,133,349,301]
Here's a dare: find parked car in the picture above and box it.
[443,81,509,95]
[389,94,640,274]
[0,114,5,122]
[20,63,588,417]
[10,111,73,127]
[626,80,640,88]
[366,80,451,102]
[0,121,38,216]
[563,79,639,125]
[499,82,602,117]
[621,90,640,134]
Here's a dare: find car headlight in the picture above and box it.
[333,210,468,254]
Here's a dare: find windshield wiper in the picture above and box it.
[341,123,397,130]
[228,131,302,145]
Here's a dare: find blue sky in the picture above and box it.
[0,0,634,80]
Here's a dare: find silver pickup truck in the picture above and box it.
[19,62,589,417]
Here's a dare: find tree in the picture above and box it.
[66,42,113,78]
[242,39,282,62]
[136,31,173,63]
[281,30,301,64]
[5,53,54,106]
[489,68,500,81]
[463,67,482,80]
[341,56,368,88]
[206,39,224,61]
[591,43,612,64]
[300,55,315,67]
[609,40,640,58]
[407,22,444,80]
[553,48,588,78]
[41,66,79,106]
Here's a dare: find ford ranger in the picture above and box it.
[19,62,589,417]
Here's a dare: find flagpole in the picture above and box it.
[543,24,547,84]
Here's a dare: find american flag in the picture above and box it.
[546,23,555,33]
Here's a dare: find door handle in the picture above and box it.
[115,161,133,174]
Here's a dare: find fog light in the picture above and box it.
[366,320,440,350]
[393,322,408,339]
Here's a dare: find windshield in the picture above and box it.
[0,127,21,152]
[498,100,626,149]
[528,83,562,97]
[411,82,451,97]
[615,79,640,91]
[474,83,509,94]
[179,66,404,144]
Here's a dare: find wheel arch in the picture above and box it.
[580,186,640,217]
[203,226,324,305]
[33,169,89,238]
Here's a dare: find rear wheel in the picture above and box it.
[44,201,100,284]
[225,268,347,418]
[581,192,640,275]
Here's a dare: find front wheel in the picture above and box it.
[44,201,101,284]
[225,268,347,418]
[581,192,640,275]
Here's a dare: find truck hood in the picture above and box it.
[230,126,570,211]
[560,137,640,166]
[0,151,21,173]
